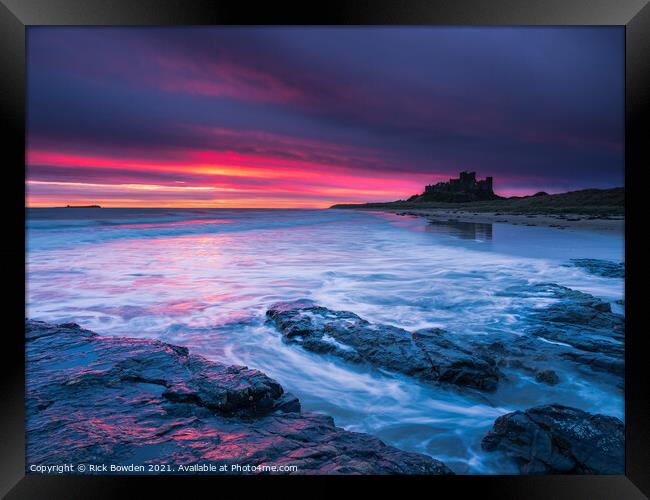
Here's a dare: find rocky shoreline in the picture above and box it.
[263,283,624,474]
[482,404,624,474]
[26,320,452,475]
[267,282,625,392]
[267,300,502,392]
[27,279,625,475]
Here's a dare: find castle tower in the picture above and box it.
[459,171,476,187]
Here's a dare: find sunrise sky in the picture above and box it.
[26,27,624,208]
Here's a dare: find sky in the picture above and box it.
[26,27,624,208]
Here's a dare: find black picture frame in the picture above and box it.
[2,0,648,498]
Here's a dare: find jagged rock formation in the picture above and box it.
[502,283,625,376]
[26,278,625,475]
[481,404,624,474]
[569,258,625,278]
[267,281,625,397]
[26,320,453,475]
[266,300,501,392]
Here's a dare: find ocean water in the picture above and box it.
[26,208,625,473]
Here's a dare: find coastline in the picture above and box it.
[330,186,624,234]
[27,283,626,475]
[340,207,624,234]
[26,319,453,475]
[26,208,625,474]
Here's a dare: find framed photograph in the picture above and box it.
[2,0,648,497]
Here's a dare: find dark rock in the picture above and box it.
[481,404,623,474]
[535,369,559,385]
[26,320,452,475]
[559,351,624,376]
[500,283,624,377]
[27,320,290,418]
[569,258,625,278]
[528,285,624,353]
[266,300,500,392]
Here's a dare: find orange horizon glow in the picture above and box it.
[26,28,625,209]
[26,146,440,208]
[25,146,558,208]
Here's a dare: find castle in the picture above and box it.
[418,171,499,202]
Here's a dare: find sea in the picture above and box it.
[26,208,625,473]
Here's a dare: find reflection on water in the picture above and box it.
[26,208,624,473]
[426,218,493,241]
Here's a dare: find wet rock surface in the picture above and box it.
[569,258,625,278]
[499,283,625,377]
[266,300,501,392]
[26,320,452,474]
[534,369,560,385]
[267,281,625,392]
[481,404,624,474]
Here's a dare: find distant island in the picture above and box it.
[331,171,623,217]
[65,204,102,208]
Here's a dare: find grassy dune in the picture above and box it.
[331,188,624,216]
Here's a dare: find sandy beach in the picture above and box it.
[378,208,624,234]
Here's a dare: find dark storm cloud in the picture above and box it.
[27,26,624,203]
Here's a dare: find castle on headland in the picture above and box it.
[413,171,500,202]
[425,171,493,196]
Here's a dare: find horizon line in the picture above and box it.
[24,185,625,210]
